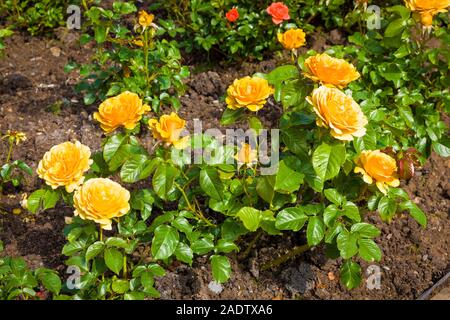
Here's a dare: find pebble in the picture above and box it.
[207,281,223,294]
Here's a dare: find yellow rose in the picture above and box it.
[94,91,150,133]
[354,150,400,194]
[138,10,155,28]
[148,112,190,149]
[37,141,92,193]
[304,53,360,88]
[73,178,130,230]
[235,143,257,167]
[277,28,306,50]
[306,86,368,141]
[404,0,449,26]
[226,76,274,112]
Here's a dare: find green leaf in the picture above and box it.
[351,223,381,238]
[38,271,61,294]
[174,242,193,265]
[43,189,60,210]
[85,241,105,261]
[312,143,346,181]
[210,255,231,283]
[103,134,127,163]
[112,279,130,294]
[384,18,406,38]
[342,202,361,222]
[94,25,108,43]
[432,140,450,157]
[377,196,397,222]
[27,189,46,213]
[236,207,262,232]
[124,292,145,300]
[399,200,427,227]
[151,225,179,260]
[267,65,299,84]
[306,216,325,246]
[275,207,308,231]
[358,238,382,262]
[340,261,362,289]
[105,237,129,249]
[324,188,345,205]
[337,232,358,259]
[323,205,340,227]
[152,163,178,200]
[249,116,263,135]
[191,237,215,255]
[220,108,245,125]
[120,155,153,183]
[199,167,223,200]
[256,175,275,204]
[274,160,304,194]
[104,248,123,275]
[215,239,239,254]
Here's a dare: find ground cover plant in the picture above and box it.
[0,0,449,300]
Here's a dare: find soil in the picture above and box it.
[0,30,449,300]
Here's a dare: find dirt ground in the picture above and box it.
[0,31,449,300]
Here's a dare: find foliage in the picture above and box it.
[0,241,62,300]
[0,0,67,36]
[0,28,13,55]
[67,2,189,112]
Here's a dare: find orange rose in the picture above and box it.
[226,8,239,22]
[226,76,274,112]
[37,141,92,193]
[266,2,290,24]
[94,91,150,133]
[304,53,360,88]
[404,0,449,26]
[138,10,154,28]
[354,150,400,194]
[73,178,130,230]
[148,112,189,149]
[306,86,368,141]
[235,143,257,167]
[277,28,306,50]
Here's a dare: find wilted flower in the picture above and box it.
[148,112,189,149]
[226,8,239,22]
[94,91,150,133]
[354,150,400,194]
[73,178,130,230]
[235,143,257,167]
[226,76,274,112]
[37,141,92,193]
[277,28,306,50]
[138,10,155,28]
[304,53,360,88]
[404,0,450,28]
[266,2,290,24]
[2,130,27,145]
[306,86,368,141]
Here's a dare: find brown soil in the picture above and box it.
[0,31,449,300]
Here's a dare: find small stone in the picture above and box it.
[207,281,223,294]
[327,271,336,281]
[50,46,62,57]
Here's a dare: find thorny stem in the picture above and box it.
[5,139,13,163]
[174,183,215,227]
[239,230,263,260]
[123,255,127,279]
[260,244,311,271]
[99,226,103,242]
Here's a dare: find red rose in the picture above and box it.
[226,8,239,23]
[266,2,290,24]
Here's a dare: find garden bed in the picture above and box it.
[0,31,448,300]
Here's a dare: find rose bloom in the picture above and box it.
[277,28,306,50]
[94,91,150,133]
[37,141,92,193]
[304,53,361,88]
[404,0,449,27]
[354,150,400,194]
[138,10,154,28]
[148,112,190,149]
[306,86,368,141]
[266,2,290,24]
[73,178,130,230]
[226,8,239,22]
[226,76,274,112]
[235,143,257,168]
